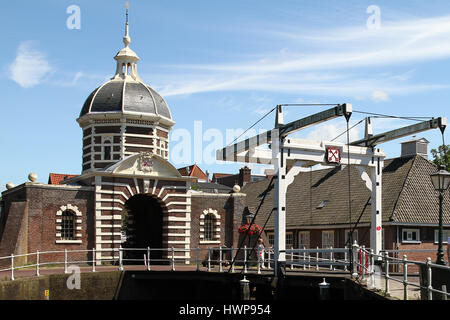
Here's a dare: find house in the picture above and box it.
[213,166,271,188]
[242,138,450,264]
[178,164,209,182]
[48,173,79,185]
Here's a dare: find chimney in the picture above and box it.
[238,166,251,187]
[401,137,429,159]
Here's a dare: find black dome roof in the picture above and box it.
[80,79,172,119]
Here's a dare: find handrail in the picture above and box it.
[1,244,449,300]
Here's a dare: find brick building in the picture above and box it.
[0,13,247,265]
[243,138,450,264]
[0,10,448,269]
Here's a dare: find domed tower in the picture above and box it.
[77,8,174,173]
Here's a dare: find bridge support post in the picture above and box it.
[273,129,286,277]
[219,246,223,273]
[207,247,211,272]
[10,254,14,281]
[384,252,390,295]
[403,255,408,300]
[64,249,68,274]
[370,160,383,258]
[92,248,96,272]
[318,278,330,300]
[352,242,359,278]
[119,246,123,271]
[244,245,247,274]
[426,257,432,300]
[36,250,40,277]
[361,246,366,281]
[171,247,175,271]
[369,249,375,289]
[240,276,250,300]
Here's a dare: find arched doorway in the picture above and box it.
[122,194,166,262]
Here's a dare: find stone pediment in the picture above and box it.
[104,152,182,178]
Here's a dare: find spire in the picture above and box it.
[123,2,131,47]
[113,2,141,81]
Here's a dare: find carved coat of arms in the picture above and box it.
[139,152,153,173]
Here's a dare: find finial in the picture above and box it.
[123,2,131,47]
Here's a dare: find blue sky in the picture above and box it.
[2,0,450,190]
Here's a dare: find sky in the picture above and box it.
[2,0,450,191]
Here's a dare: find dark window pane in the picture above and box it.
[204,215,214,241]
[104,146,111,160]
[61,210,75,240]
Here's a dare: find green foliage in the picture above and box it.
[190,182,201,191]
[430,144,450,171]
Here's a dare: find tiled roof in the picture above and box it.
[48,173,79,185]
[177,164,207,180]
[197,182,232,194]
[241,155,450,229]
[212,173,232,180]
[392,155,450,224]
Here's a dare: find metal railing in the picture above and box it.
[1,243,448,300]
[353,243,450,300]
[0,245,351,279]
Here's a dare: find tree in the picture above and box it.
[430,144,450,171]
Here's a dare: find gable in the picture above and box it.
[104,153,182,178]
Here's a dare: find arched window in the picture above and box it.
[56,204,82,244]
[204,214,214,241]
[61,210,75,240]
[200,208,221,244]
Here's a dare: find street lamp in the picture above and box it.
[430,165,450,265]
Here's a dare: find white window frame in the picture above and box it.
[55,204,82,244]
[401,228,421,243]
[266,232,274,247]
[434,229,450,244]
[298,231,310,249]
[322,230,334,248]
[322,230,334,260]
[199,208,221,244]
[286,232,294,248]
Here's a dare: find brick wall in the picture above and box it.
[1,184,95,265]
[190,193,245,261]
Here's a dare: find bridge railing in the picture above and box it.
[355,244,450,300]
[0,245,352,279]
[1,244,449,300]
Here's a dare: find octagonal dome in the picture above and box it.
[79,79,172,120]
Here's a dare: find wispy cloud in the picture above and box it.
[9,41,52,88]
[371,90,389,102]
[154,14,450,99]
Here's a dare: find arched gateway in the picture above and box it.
[122,194,167,261]
[87,152,195,263]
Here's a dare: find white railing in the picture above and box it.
[1,243,449,300]
[0,245,351,280]
[353,243,450,300]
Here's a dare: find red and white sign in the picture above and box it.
[327,147,341,164]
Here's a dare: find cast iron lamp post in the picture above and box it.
[430,165,450,265]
